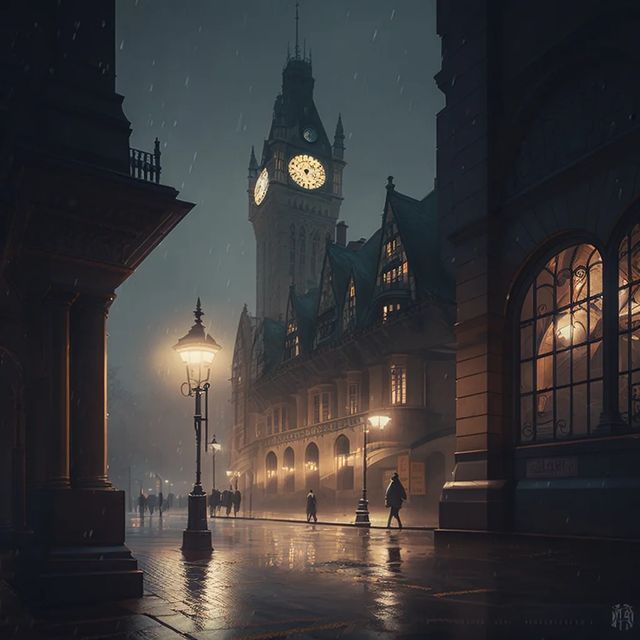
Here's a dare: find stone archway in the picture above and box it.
[304,442,319,492]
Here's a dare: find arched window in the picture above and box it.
[265,451,278,494]
[519,244,603,442]
[335,435,354,490]
[283,447,295,493]
[304,442,319,490]
[618,223,640,428]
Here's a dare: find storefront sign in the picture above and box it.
[525,456,578,479]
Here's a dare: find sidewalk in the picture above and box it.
[206,507,437,530]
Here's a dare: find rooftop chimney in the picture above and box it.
[336,221,348,247]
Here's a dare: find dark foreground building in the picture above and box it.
[0,1,192,601]
[230,49,455,518]
[437,0,640,539]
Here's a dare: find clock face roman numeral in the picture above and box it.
[288,154,326,190]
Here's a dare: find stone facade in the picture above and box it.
[0,1,193,601]
[437,0,640,538]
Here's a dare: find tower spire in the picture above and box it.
[295,2,300,60]
[248,146,258,179]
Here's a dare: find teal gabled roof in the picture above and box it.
[381,188,454,303]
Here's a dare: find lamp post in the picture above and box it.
[173,298,221,553]
[210,435,221,492]
[354,414,391,527]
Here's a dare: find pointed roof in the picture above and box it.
[248,146,258,171]
[334,113,344,141]
[288,286,319,353]
[384,187,454,302]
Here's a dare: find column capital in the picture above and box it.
[74,292,116,314]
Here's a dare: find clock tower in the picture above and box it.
[248,46,345,321]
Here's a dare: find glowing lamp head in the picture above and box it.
[368,415,391,430]
[173,298,221,389]
[210,435,222,452]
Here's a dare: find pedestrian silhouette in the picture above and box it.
[385,472,407,529]
[147,493,157,516]
[306,489,317,522]
[221,487,233,516]
[137,491,147,523]
[233,489,242,517]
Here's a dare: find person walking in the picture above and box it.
[213,488,222,516]
[147,493,157,516]
[158,491,164,518]
[225,485,234,516]
[233,489,242,517]
[306,489,317,523]
[385,472,407,529]
[137,491,147,522]
[221,487,231,516]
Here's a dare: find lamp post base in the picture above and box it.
[182,492,212,554]
[354,494,371,527]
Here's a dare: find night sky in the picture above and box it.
[108,0,442,492]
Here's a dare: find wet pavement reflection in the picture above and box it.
[118,513,640,639]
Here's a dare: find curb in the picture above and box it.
[208,514,436,531]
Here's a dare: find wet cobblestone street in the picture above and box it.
[5,513,639,639]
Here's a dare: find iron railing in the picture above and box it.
[129,138,161,183]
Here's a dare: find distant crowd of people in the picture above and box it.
[135,472,407,529]
[209,486,242,517]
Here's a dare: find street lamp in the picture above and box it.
[173,298,221,553]
[226,470,240,491]
[210,434,222,493]
[354,414,391,527]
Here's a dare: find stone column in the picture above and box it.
[70,293,114,488]
[44,289,77,488]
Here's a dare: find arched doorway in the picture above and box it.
[265,451,278,494]
[304,442,319,491]
[0,348,24,547]
[283,447,295,493]
[335,435,354,490]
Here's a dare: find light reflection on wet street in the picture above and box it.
[121,514,639,639]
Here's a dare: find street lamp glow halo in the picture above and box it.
[368,414,391,430]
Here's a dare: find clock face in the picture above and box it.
[254,168,269,205]
[303,127,318,143]
[288,154,326,190]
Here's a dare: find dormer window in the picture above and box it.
[382,302,403,323]
[285,320,300,359]
[343,278,357,331]
[316,262,336,344]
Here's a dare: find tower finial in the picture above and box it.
[295,2,300,60]
[194,297,204,325]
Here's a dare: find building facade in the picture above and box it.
[233,155,456,516]
[0,1,192,601]
[437,0,640,539]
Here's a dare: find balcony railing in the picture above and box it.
[129,138,161,183]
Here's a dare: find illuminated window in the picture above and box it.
[390,364,407,405]
[285,321,300,359]
[347,383,359,415]
[519,244,603,443]
[619,223,640,428]
[305,442,320,479]
[312,391,331,423]
[283,447,295,492]
[266,451,278,493]
[343,279,356,330]
[382,302,403,323]
[382,260,408,287]
[385,238,398,258]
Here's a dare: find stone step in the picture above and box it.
[45,557,139,573]
[38,569,143,605]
